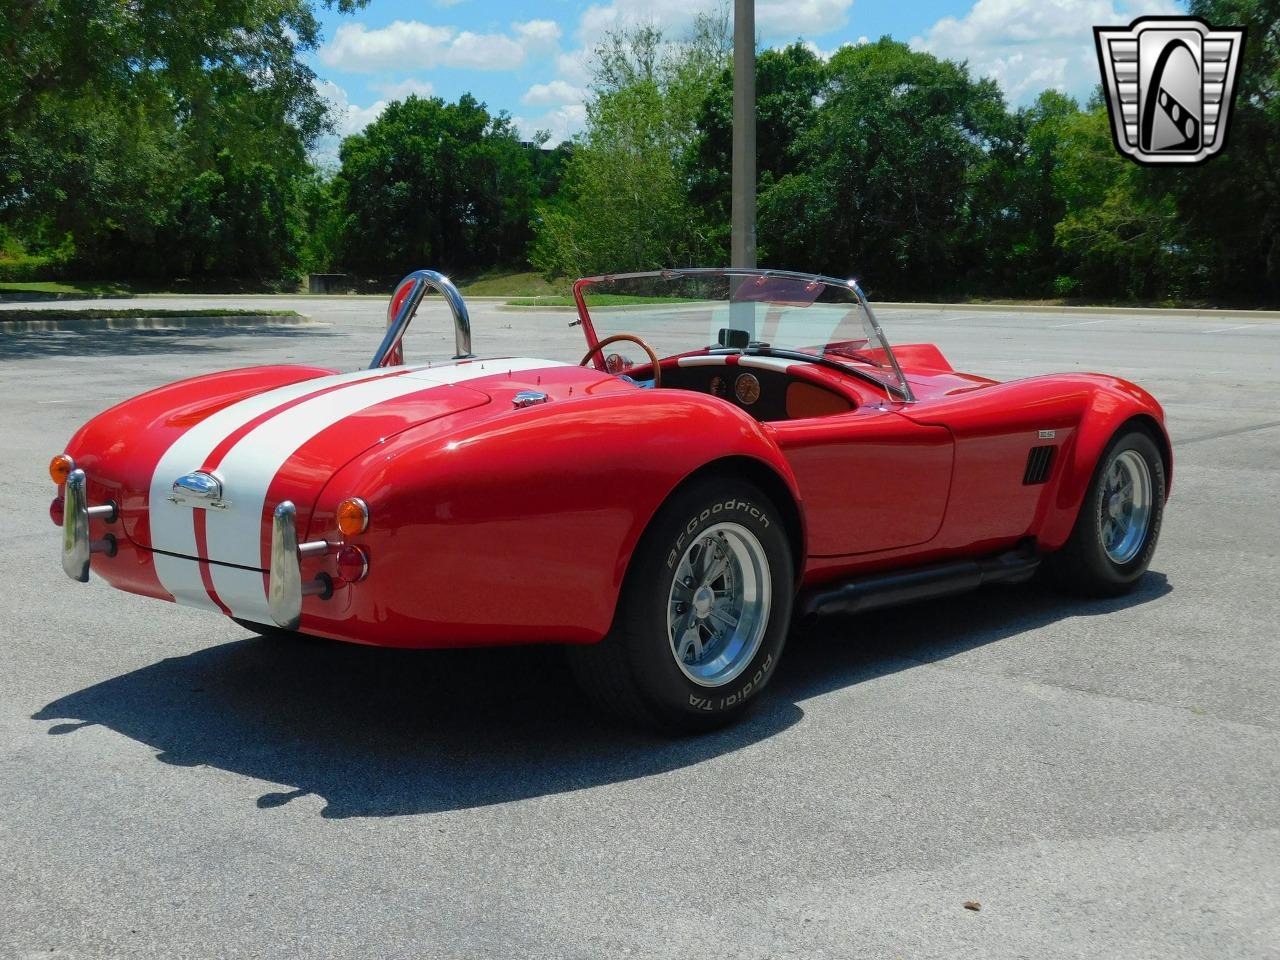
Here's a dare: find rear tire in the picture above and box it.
[568,477,794,733]
[1044,426,1165,597]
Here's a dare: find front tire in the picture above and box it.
[1044,425,1166,596]
[568,477,794,733]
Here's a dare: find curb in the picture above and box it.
[0,314,323,334]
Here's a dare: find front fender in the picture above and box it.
[1039,376,1171,551]
[299,391,800,647]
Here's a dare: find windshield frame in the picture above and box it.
[571,267,914,402]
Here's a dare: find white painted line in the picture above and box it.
[1202,323,1255,333]
[1049,318,1113,328]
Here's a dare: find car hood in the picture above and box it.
[66,358,622,568]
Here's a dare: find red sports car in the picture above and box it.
[50,268,1169,731]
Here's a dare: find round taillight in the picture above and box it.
[335,497,369,536]
[49,454,74,486]
[336,545,369,583]
[50,496,65,527]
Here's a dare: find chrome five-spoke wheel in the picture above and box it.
[1098,448,1153,564]
[666,522,771,687]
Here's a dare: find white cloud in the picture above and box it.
[445,30,526,69]
[911,0,1184,105]
[514,19,563,55]
[311,80,387,166]
[374,78,436,100]
[522,79,587,106]
[319,18,563,73]
[802,36,868,61]
[315,79,386,135]
[578,0,851,48]
[555,50,594,87]
[757,0,854,38]
[514,104,589,145]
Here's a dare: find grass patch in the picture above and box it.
[506,293,707,308]
[457,271,567,298]
[0,280,132,297]
[0,307,301,323]
[505,296,578,307]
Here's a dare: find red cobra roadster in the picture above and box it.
[50,268,1169,731]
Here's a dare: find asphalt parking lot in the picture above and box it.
[2,295,1277,958]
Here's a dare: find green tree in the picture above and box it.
[529,15,730,278]
[166,150,304,280]
[758,39,1010,296]
[1173,0,1280,300]
[688,43,827,262]
[1052,104,1193,300]
[0,0,367,281]
[967,90,1079,297]
[333,94,538,276]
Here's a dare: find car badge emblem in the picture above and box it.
[1094,16,1245,166]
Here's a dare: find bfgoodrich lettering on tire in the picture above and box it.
[568,477,794,733]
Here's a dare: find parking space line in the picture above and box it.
[1049,318,1114,328]
[1202,324,1256,333]
[1177,419,1280,446]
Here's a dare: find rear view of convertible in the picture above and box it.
[49,268,1170,731]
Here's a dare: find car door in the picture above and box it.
[770,407,954,557]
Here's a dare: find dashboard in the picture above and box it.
[660,363,854,422]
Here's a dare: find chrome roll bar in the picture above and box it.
[369,269,474,369]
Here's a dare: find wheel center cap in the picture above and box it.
[692,585,714,619]
[1108,492,1125,518]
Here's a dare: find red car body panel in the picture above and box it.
[57,324,1170,648]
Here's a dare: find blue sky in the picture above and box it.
[307,0,1183,160]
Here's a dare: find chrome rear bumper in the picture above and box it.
[61,468,117,582]
[267,500,332,630]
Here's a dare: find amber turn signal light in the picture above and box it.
[49,454,74,486]
[335,497,369,536]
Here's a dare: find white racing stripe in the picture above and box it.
[199,357,562,619]
[148,366,410,606]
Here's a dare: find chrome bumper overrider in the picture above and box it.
[267,500,332,630]
[61,468,117,582]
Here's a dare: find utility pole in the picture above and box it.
[730,0,756,269]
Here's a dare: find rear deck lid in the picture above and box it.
[144,360,554,567]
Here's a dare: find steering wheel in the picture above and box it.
[580,333,662,388]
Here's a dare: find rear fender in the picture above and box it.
[301,391,800,647]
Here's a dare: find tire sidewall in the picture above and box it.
[618,479,793,728]
[1081,430,1166,585]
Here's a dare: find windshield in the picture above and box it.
[573,269,910,399]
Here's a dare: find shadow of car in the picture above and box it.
[32,574,1170,819]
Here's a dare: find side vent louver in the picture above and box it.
[1023,445,1056,485]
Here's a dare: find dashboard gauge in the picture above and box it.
[708,374,727,398]
[734,373,761,405]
